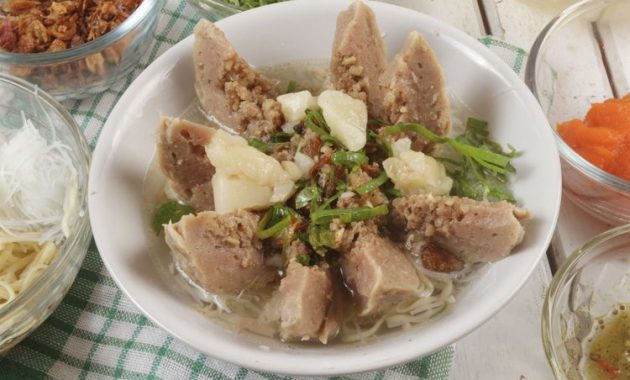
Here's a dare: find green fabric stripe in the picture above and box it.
[78,288,123,379]
[235,367,249,380]
[0,357,49,380]
[260,372,290,380]
[513,50,527,74]
[19,337,150,379]
[113,314,147,378]
[161,8,198,23]
[188,353,207,380]
[147,336,173,379]
[54,294,145,324]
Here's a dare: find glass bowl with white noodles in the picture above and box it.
[0,74,91,353]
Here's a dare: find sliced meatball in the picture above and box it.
[157,117,215,211]
[279,253,334,342]
[318,285,340,344]
[331,0,387,118]
[330,220,378,253]
[379,31,451,137]
[392,194,529,263]
[164,210,277,295]
[341,231,419,318]
[421,243,464,273]
[193,19,283,138]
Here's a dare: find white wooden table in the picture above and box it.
[376,1,618,378]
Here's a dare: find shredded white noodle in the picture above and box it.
[0,113,78,244]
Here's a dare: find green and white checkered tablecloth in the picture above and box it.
[0,1,528,378]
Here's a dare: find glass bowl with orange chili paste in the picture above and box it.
[526,0,630,225]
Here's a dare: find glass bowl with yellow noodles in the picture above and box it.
[543,224,630,379]
[0,74,91,353]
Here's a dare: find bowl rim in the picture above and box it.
[0,0,163,65]
[542,223,630,379]
[0,73,91,322]
[524,0,630,194]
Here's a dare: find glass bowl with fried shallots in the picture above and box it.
[0,0,165,99]
[526,0,630,225]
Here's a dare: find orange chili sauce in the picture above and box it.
[557,94,630,180]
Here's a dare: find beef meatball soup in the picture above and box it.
[150,1,530,344]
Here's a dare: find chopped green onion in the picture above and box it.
[450,140,510,173]
[248,138,272,153]
[382,122,446,142]
[295,254,311,266]
[257,215,291,239]
[310,204,389,225]
[295,185,321,209]
[355,171,389,195]
[368,118,385,127]
[248,135,290,153]
[307,108,327,127]
[382,181,403,199]
[257,205,293,239]
[307,225,336,250]
[432,118,520,203]
[295,231,308,242]
[467,117,489,134]
[382,122,511,174]
[269,131,293,143]
[319,184,347,210]
[368,130,393,157]
[304,109,341,146]
[152,201,194,234]
[286,80,298,93]
[331,151,367,167]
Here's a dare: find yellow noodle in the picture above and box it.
[0,240,57,307]
[340,270,454,343]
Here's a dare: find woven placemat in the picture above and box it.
[0,1,528,378]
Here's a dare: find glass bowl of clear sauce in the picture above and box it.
[544,224,630,379]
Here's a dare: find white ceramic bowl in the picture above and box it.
[89,0,561,375]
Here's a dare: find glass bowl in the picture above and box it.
[0,74,91,353]
[0,0,165,100]
[543,224,630,379]
[525,0,630,225]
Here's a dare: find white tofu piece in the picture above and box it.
[383,137,452,196]
[206,129,296,212]
[277,90,318,123]
[317,90,367,151]
[211,173,273,214]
